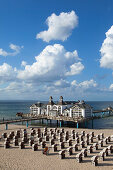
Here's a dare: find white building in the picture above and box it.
[30,102,46,115]
[30,97,92,118]
[68,100,92,118]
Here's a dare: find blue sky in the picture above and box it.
[0,0,113,101]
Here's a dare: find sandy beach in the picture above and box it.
[0,124,113,170]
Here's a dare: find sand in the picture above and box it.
[0,124,113,170]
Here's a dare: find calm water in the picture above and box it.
[0,100,113,129]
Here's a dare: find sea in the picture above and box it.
[0,100,113,129]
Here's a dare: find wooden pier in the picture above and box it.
[0,115,89,130]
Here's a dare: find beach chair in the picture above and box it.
[99,151,105,161]
[93,143,98,150]
[85,138,89,145]
[76,153,83,163]
[50,139,55,145]
[32,143,38,151]
[13,139,18,146]
[90,132,94,137]
[81,148,87,157]
[75,132,79,138]
[59,150,65,159]
[38,137,43,143]
[71,130,75,135]
[107,145,113,154]
[4,141,10,149]
[81,131,85,136]
[103,138,108,144]
[80,135,84,141]
[52,134,56,140]
[45,135,49,142]
[80,141,85,148]
[43,147,49,155]
[60,142,65,149]
[61,128,64,133]
[73,144,78,151]
[75,137,79,144]
[96,135,100,141]
[91,156,98,166]
[29,139,34,146]
[100,133,104,139]
[71,134,75,140]
[52,144,57,152]
[67,147,73,155]
[2,133,7,138]
[85,133,89,139]
[68,139,72,146]
[89,136,93,143]
[65,135,69,141]
[41,141,46,148]
[87,145,93,153]
[19,142,25,149]
[98,140,103,147]
[103,148,108,156]
[58,137,63,142]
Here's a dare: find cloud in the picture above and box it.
[65,62,84,76]
[0,43,23,57]
[54,79,70,88]
[0,63,17,82]
[100,25,113,69]
[17,44,84,81]
[36,11,78,42]
[21,61,27,67]
[71,79,97,89]
[109,84,113,91]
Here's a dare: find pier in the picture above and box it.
[0,115,89,130]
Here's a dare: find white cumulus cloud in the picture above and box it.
[0,63,17,81]
[100,25,113,69]
[17,44,84,81]
[36,11,78,42]
[71,79,97,89]
[0,43,23,57]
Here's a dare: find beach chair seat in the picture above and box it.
[73,144,78,151]
[75,132,79,138]
[85,138,89,145]
[67,147,73,155]
[107,145,113,153]
[29,139,34,146]
[100,133,104,139]
[90,132,94,137]
[50,139,55,145]
[41,141,46,148]
[59,150,65,159]
[99,151,105,161]
[93,143,98,150]
[32,143,38,151]
[76,153,82,163]
[81,148,87,157]
[81,131,85,136]
[89,136,93,143]
[68,139,73,146]
[75,137,79,144]
[45,135,49,141]
[60,142,65,149]
[103,138,108,144]
[103,148,108,156]
[71,134,75,140]
[13,139,18,146]
[52,144,57,152]
[98,140,103,147]
[91,156,98,166]
[2,133,7,138]
[87,145,93,153]
[4,141,10,149]
[19,142,25,149]
[80,141,85,148]
[96,135,100,141]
